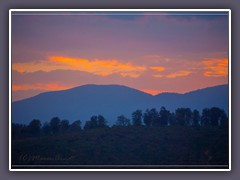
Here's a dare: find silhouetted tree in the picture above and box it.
[159,106,170,126]
[210,107,223,126]
[150,108,159,126]
[143,109,151,126]
[201,107,228,127]
[201,108,211,127]
[175,108,186,126]
[60,119,70,133]
[90,116,98,128]
[193,109,200,127]
[50,117,61,134]
[185,108,192,126]
[42,122,51,135]
[84,115,107,130]
[168,112,176,126]
[84,121,92,130]
[175,108,192,126]
[98,115,107,128]
[132,110,142,126]
[220,111,228,128]
[144,108,158,126]
[70,120,82,132]
[12,123,28,139]
[116,115,130,126]
[28,119,41,136]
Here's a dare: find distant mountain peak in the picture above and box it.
[12,84,229,125]
[184,84,228,95]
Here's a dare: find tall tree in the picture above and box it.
[42,122,51,135]
[90,116,98,128]
[143,109,151,126]
[169,112,176,126]
[50,117,61,134]
[159,106,170,126]
[175,108,192,126]
[175,108,186,126]
[116,115,130,126]
[84,115,107,130]
[150,108,159,126]
[220,110,228,128]
[60,119,70,133]
[70,120,82,131]
[210,107,223,126]
[185,108,192,126]
[28,119,41,136]
[98,115,107,128]
[192,109,200,127]
[201,108,211,127]
[84,120,92,130]
[132,110,142,126]
[12,123,28,139]
[144,108,158,126]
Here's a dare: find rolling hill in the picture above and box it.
[12,84,229,125]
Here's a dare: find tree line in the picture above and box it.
[12,106,228,139]
[116,107,228,127]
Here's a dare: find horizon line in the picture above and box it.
[12,83,228,103]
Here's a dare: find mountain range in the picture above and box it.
[12,84,229,125]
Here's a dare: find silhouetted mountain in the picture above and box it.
[154,84,229,115]
[12,84,229,125]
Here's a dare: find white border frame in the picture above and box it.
[9,9,231,172]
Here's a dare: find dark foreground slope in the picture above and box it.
[12,126,228,168]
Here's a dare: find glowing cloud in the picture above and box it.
[12,83,73,91]
[12,56,147,78]
[150,66,165,71]
[202,58,228,77]
[153,71,191,78]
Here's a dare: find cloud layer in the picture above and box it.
[13,56,147,78]
[202,58,228,77]
[11,12,229,101]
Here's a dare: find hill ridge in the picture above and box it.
[12,84,229,125]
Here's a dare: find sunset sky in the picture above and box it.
[11,11,229,101]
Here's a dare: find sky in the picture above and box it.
[11,11,229,101]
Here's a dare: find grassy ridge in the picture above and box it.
[12,126,228,167]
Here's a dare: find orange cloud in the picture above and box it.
[12,56,147,78]
[150,66,165,71]
[12,60,61,73]
[202,58,228,77]
[12,83,73,91]
[153,71,191,78]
